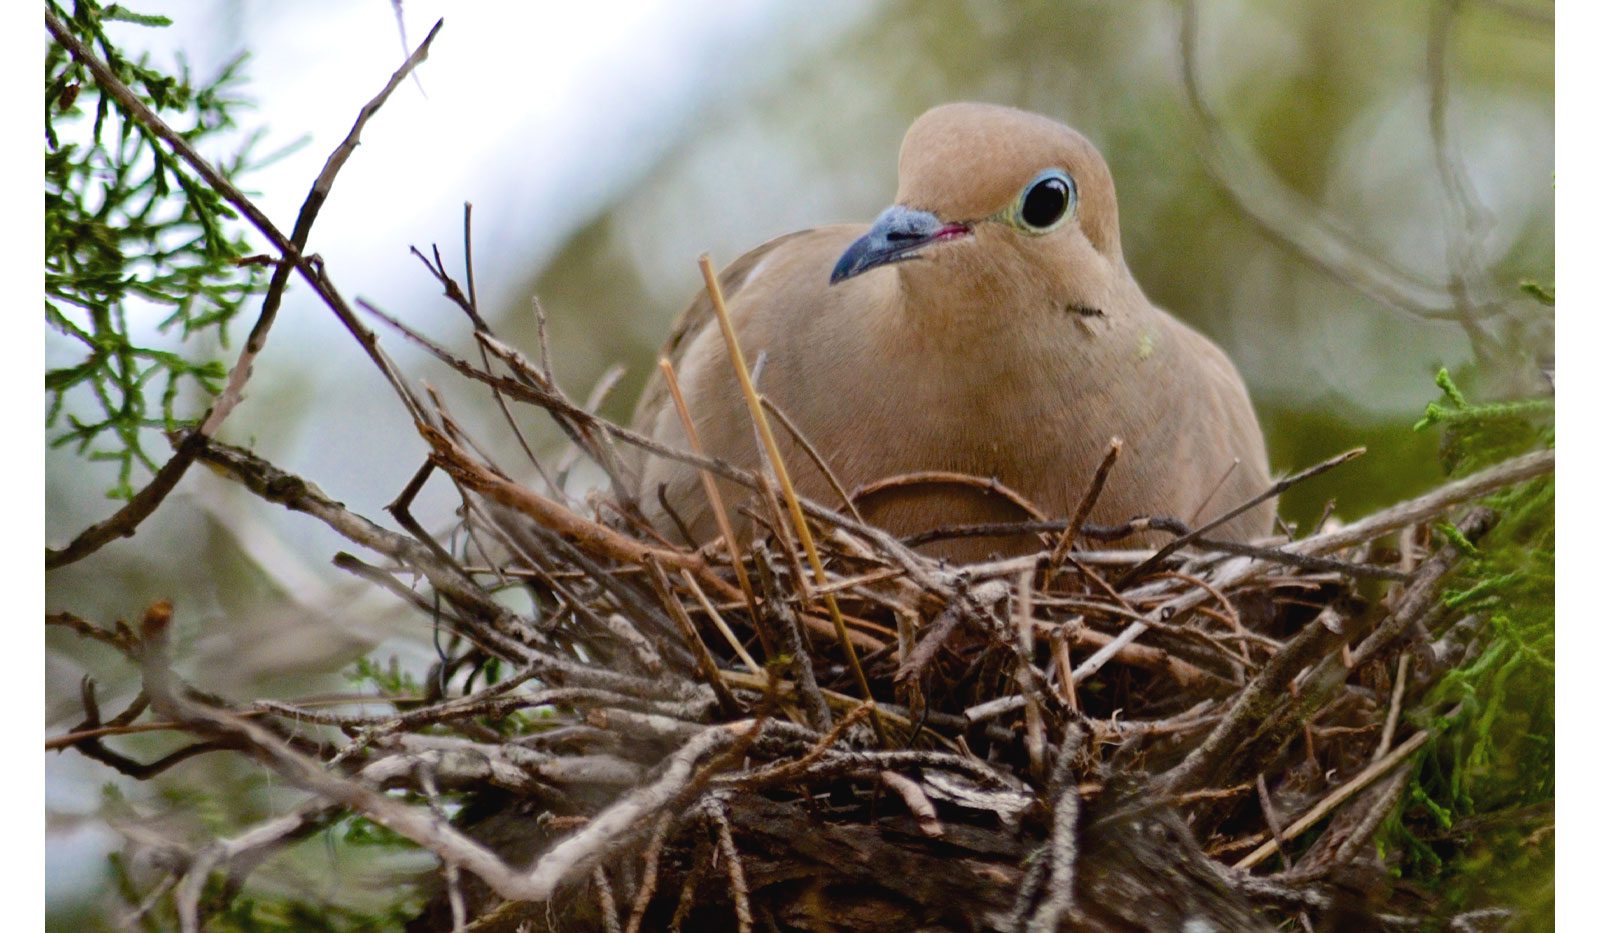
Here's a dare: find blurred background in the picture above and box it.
[45,0,1553,923]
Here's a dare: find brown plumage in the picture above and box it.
[628,102,1271,562]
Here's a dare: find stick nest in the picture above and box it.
[52,252,1549,932]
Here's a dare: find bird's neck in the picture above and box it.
[891,252,1143,350]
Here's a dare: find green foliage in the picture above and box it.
[109,856,425,932]
[338,813,421,850]
[345,655,422,696]
[1518,279,1554,306]
[214,815,434,929]
[1414,368,1553,476]
[209,893,426,933]
[46,0,273,499]
[1403,366,1554,918]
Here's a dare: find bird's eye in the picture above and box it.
[1009,169,1076,234]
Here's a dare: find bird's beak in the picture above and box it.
[829,205,971,284]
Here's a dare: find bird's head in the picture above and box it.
[830,103,1124,317]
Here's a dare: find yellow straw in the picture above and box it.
[657,357,769,656]
[697,253,885,743]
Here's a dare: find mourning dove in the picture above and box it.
[629,102,1272,562]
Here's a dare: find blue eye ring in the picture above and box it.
[1001,168,1077,234]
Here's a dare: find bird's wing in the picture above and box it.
[628,228,819,434]
[1154,311,1274,535]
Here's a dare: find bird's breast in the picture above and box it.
[762,307,1143,547]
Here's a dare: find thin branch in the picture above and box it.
[139,629,563,906]
[760,395,866,524]
[1348,507,1497,668]
[707,800,753,933]
[1176,0,1505,322]
[1072,448,1549,687]
[645,559,741,718]
[1233,728,1433,870]
[593,865,622,933]
[521,723,751,899]
[1374,653,1411,762]
[1044,437,1121,587]
[1118,447,1364,585]
[206,18,444,434]
[1012,572,1048,780]
[907,516,1408,581]
[659,357,765,652]
[623,816,672,933]
[42,16,442,571]
[1156,600,1355,796]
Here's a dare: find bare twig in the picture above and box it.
[645,559,741,718]
[707,800,753,933]
[1044,437,1121,586]
[1015,723,1085,931]
[522,723,750,898]
[1118,447,1365,585]
[1158,602,1355,796]
[206,19,443,434]
[623,815,673,933]
[853,470,1049,522]
[880,771,945,837]
[139,632,566,907]
[1012,572,1048,780]
[42,16,441,571]
[1348,507,1497,668]
[593,865,622,933]
[659,357,765,651]
[728,704,872,790]
[906,516,1408,581]
[1233,729,1433,870]
[760,395,867,524]
[1374,653,1411,762]
[1073,449,1549,687]
[43,432,207,570]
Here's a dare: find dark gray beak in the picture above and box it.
[829,205,970,284]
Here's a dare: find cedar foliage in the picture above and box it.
[45,0,274,498]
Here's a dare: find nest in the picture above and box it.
[49,245,1551,932]
[109,244,1537,933]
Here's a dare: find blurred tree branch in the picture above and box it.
[1176,0,1550,373]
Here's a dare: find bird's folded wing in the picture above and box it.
[627,228,818,435]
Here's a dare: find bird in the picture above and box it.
[627,102,1272,563]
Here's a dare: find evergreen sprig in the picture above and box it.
[46,0,273,499]
[1400,364,1555,916]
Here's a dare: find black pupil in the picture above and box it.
[1021,177,1068,228]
